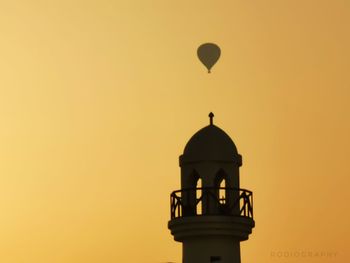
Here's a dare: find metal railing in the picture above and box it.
[170,187,253,219]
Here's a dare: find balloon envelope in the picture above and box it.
[197,43,221,73]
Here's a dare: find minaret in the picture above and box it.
[168,113,255,263]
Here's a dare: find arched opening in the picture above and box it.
[215,169,229,215]
[188,170,200,189]
[196,177,202,215]
[215,169,227,202]
[219,178,226,204]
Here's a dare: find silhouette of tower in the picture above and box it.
[168,113,255,263]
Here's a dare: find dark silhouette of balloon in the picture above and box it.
[197,43,221,73]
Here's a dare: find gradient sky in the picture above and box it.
[0,1,349,262]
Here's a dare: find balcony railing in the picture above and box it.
[170,187,253,219]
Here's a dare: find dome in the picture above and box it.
[179,123,242,166]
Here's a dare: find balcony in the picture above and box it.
[170,187,253,219]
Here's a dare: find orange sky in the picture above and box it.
[0,1,349,262]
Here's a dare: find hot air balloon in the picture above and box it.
[197,43,221,73]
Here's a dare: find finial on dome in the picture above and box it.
[209,112,214,125]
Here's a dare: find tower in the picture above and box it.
[168,113,255,263]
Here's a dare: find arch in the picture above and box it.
[188,169,200,189]
[214,169,231,215]
[196,176,203,215]
[214,168,227,187]
[214,169,228,202]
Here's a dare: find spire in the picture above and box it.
[209,112,214,125]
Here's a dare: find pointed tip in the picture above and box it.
[208,112,214,125]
